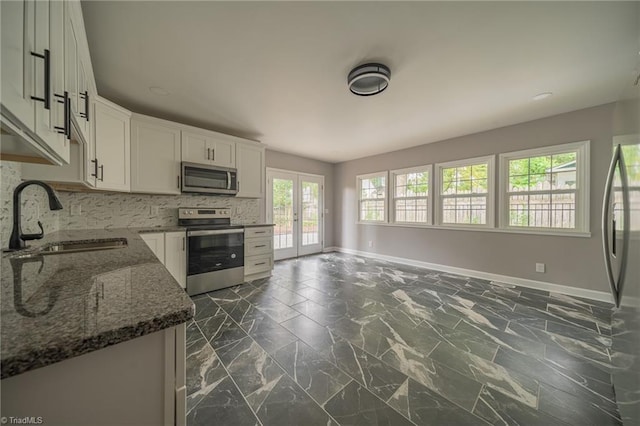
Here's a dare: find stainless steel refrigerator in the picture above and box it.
[605,83,639,426]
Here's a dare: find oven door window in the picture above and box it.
[184,166,229,191]
[188,233,244,276]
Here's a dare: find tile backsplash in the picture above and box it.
[1,161,262,248]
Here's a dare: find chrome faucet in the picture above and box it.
[9,180,63,251]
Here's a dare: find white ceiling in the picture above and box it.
[81,1,639,163]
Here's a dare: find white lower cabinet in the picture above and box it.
[141,232,186,289]
[164,232,187,289]
[140,233,165,263]
[244,226,274,280]
[1,324,186,426]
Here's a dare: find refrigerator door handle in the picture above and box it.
[602,144,631,308]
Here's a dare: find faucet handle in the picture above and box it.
[21,221,44,242]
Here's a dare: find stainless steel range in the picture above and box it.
[179,208,244,296]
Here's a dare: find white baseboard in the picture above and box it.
[322,246,338,253]
[332,247,613,304]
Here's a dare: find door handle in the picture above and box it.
[91,158,98,178]
[80,91,89,121]
[30,49,50,110]
[601,144,631,307]
[53,91,69,136]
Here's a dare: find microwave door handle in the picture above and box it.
[227,171,231,190]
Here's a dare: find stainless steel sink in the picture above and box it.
[10,238,128,259]
[39,238,128,254]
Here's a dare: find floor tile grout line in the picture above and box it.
[190,320,265,426]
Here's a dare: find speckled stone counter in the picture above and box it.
[1,228,194,379]
[242,223,275,227]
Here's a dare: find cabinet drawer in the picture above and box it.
[245,255,273,276]
[245,227,273,239]
[245,237,272,256]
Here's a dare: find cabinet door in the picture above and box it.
[140,233,165,263]
[1,0,35,130]
[236,143,264,198]
[181,131,208,165]
[34,0,69,163]
[64,3,78,118]
[93,99,130,192]
[131,118,181,194]
[164,232,186,289]
[209,138,235,168]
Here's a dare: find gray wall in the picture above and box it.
[333,104,615,293]
[266,149,335,247]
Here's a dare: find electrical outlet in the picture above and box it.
[150,206,159,216]
[70,205,82,216]
[368,240,374,248]
[535,263,546,273]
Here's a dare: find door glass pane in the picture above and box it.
[301,181,319,246]
[273,178,294,250]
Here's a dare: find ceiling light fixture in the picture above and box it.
[149,86,170,96]
[532,92,553,101]
[348,63,391,96]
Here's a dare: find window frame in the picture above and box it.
[356,171,389,224]
[498,140,590,235]
[434,155,496,229]
[390,165,433,226]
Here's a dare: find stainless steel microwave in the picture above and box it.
[181,162,238,195]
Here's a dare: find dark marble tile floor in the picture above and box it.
[186,253,621,425]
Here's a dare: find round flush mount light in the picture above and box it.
[149,86,170,96]
[348,63,391,96]
[533,92,553,101]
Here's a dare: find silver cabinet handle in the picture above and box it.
[177,175,181,189]
[182,236,185,251]
[207,148,211,160]
[227,171,232,190]
[602,144,631,307]
[254,262,266,266]
[255,245,267,248]
[99,165,104,182]
[212,149,215,161]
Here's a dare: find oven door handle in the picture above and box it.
[188,229,245,237]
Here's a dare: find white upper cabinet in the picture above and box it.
[64,0,93,145]
[1,0,70,164]
[236,143,265,198]
[181,129,235,168]
[93,96,131,192]
[131,114,182,194]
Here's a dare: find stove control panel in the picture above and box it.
[178,207,231,220]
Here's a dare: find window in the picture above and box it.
[357,172,388,223]
[391,166,431,224]
[436,156,495,227]
[499,140,589,233]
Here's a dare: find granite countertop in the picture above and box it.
[243,223,275,227]
[0,228,194,379]
[135,226,187,233]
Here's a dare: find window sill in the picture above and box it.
[355,221,591,238]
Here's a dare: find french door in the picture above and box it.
[267,169,324,260]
